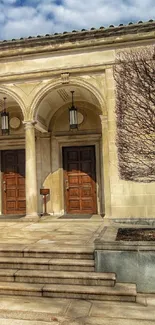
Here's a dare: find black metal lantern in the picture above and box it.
[69,91,78,129]
[1,97,9,135]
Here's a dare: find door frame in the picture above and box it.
[52,134,103,216]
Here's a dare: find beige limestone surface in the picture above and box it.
[0,22,155,221]
[0,218,153,323]
[0,293,154,324]
[0,218,104,246]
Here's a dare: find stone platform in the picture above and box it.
[0,216,153,324]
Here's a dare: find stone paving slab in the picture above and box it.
[0,220,104,246]
[90,300,155,320]
[83,319,155,325]
[0,288,153,322]
[0,295,154,324]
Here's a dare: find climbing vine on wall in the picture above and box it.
[114,47,155,182]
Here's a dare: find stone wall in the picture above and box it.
[0,23,154,218]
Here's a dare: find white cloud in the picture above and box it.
[0,0,154,40]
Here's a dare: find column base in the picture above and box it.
[21,214,40,222]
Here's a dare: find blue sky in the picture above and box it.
[0,0,154,40]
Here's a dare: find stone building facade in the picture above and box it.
[0,21,154,219]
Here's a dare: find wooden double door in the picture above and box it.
[63,146,97,214]
[2,150,26,215]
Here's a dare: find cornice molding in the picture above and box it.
[0,63,107,83]
[0,21,154,58]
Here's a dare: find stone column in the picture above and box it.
[100,114,111,217]
[24,121,39,220]
[103,67,117,218]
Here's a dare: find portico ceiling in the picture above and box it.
[36,85,101,131]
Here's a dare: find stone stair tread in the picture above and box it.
[15,269,116,280]
[0,282,43,291]
[24,246,94,254]
[0,257,50,264]
[0,257,94,266]
[0,244,93,254]
[0,282,136,296]
[0,245,26,252]
[48,259,94,266]
[43,283,137,296]
[0,319,52,325]
[0,269,18,276]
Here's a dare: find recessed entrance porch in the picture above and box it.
[0,80,106,219]
[35,82,104,217]
[0,92,26,217]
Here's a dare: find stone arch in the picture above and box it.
[30,76,109,217]
[0,86,26,117]
[30,77,106,120]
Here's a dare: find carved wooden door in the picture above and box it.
[2,150,26,215]
[63,146,97,214]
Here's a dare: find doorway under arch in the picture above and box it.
[34,83,105,216]
[0,92,26,216]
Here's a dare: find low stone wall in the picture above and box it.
[95,222,155,293]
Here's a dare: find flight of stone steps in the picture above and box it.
[0,244,137,302]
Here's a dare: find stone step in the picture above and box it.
[0,282,43,297]
[23,248,94,260]
[0,320,55,325]
[0,282,137,302]
[0,269,116,286]
[14,270,116,286]
[0,245,94,260]
[43,283,137,301]
[0,257,94,272]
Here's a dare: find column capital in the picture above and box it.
[99,114,108,128]
[23,120,36,130]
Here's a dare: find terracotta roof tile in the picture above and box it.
[0,19,154,44]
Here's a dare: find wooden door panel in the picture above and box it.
[80,162,91,173]
[69,188,80,196]
[68,176,79,185]
[17,190,25,197]
[69,200,80,209]
[81,187,92,197]
[2,150,26,215]
[7,189,16,199]
[68,150,78,160]
[68,163,79,171]
[7,201,16,212]
[81,199,93,209]
[80,149,91,160]
[63,146,96,214]
[81,175,91,184]
[17,201,26,210]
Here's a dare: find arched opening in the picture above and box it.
[34,84,105,217]
[0,92,26,216]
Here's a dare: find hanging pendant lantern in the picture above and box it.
[1,97,9,135]
[69,91,78,129]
